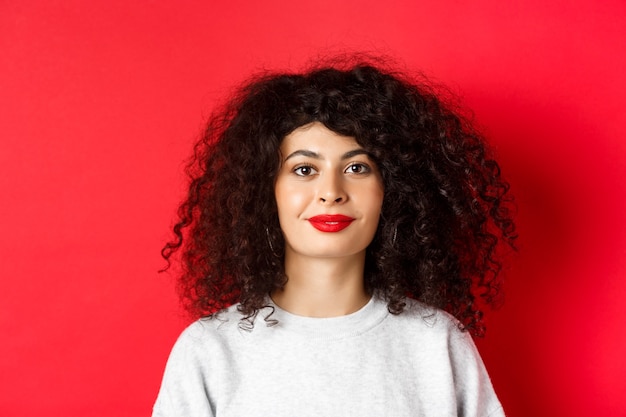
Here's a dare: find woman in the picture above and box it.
[153,59,516,417]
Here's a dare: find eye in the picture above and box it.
[293,165,317,176]
[345,163,371,174]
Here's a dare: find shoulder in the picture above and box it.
[169,304,249,351]
[394,299,503,415]
[389,297,463,334]
[381,297,480,354]
[153,306,250,417]
[159,303,257,383]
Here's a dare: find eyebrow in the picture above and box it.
[284,149,370,162]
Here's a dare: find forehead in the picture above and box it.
[281,122,361,154]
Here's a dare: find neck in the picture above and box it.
[271,250,370,318]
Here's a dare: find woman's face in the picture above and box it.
[274,122,384,260]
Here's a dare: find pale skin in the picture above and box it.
[271,122,384,318]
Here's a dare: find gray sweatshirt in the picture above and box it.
[153,296,504,417]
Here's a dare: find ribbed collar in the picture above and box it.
[262,296,390,340]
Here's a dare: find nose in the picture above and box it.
[318,172,347,204]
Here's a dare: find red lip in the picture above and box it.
[308,214,355,232]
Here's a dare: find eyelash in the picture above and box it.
[293,164,317,176]
[292,162,371,177]
[345,163,371,174]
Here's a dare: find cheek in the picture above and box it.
[275,183,307,216]
[360,184,384,216]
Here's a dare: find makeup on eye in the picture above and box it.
[293,164,317,176]
[345,162,371,174]
[290,161,374,177]
[286,149,376,178]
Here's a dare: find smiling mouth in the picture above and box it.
[308,215,355,232]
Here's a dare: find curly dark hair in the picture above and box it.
[162,58,516,336]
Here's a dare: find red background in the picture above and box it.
[1,1,625,416]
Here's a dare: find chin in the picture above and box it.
[288,244,369,259]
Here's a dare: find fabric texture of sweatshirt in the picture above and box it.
[152,296,504,417]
